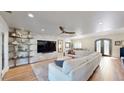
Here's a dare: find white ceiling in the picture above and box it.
[0,11,124,37]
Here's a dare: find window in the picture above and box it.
[73,40,82,48]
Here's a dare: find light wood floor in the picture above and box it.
[89,57,124,81]
[3,57,124,81]
[3,65,37,81]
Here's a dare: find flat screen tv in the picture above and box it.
[37,40,56,53]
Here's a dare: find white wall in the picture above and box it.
[30,33,63,63]
[0,16,9,79]
[72,32,124,58]
[31,33,70,63]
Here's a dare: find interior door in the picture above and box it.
[0,32,2,80]
[96,40,102,53]
[95,39,112,56]
[103,40,111,56]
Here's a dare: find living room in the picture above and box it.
[0,11,124,81]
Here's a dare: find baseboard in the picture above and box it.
[2,66,9,78]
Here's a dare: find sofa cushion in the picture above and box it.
[62,57,89,74]
[87,52,99,59]
[62,52,99,74]
[55,60,64,67]
[74,50,93,57]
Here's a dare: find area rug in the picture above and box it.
[31,60,54,81]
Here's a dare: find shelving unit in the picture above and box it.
[9,28,35,68]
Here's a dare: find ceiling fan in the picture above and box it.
[5,11,12,14]
[59,26,75,34]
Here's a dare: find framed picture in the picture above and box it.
[58,40,63,53]
[115,41,121,46]
[65,42,71,48]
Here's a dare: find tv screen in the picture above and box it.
[37,40,56,53]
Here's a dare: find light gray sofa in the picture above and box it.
[48,52,102,81]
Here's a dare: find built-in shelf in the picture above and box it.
[9,56,33,60]
[9,43,17,45]
[18,50,35,52]
[9,43,35,46]
[9,50,36,53]
[9,35,33,39]
[8,28,34,67]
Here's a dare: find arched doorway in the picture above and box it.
[95,39,112,56]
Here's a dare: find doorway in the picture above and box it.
[95,39,112,56]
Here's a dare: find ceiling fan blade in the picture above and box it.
[59,26,75,34]
[64,31,75,34]
[59,26,65,32]
[5,11,12,14]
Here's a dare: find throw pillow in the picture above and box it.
[55,60,64,67]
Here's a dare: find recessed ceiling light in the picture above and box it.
[99,22,103,25]
[28,13,34,18]
[41,28,45,31]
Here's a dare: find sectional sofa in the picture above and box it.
[48,50,102,81]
